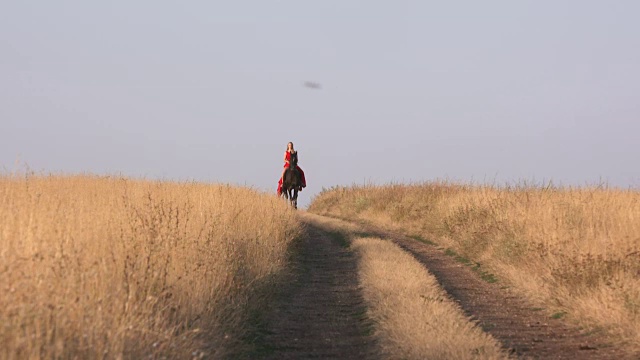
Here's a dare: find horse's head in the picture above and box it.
[289,151,298,168]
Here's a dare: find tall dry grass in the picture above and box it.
[353,236,506,359]
[309,182,640,350]
[0,174,300,359]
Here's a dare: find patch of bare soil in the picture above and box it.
[358,221,638,360]
[251,219,380,359]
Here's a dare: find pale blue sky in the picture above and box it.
[2,1,639,206]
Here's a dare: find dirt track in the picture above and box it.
[254,217,380,359]
[355,220,637,360]
[255,214,637,359]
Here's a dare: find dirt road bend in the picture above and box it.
[358,221,636,360]
[254,216,380,359]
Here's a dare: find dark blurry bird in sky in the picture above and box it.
[303,81,321,89]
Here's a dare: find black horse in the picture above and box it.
[281,151,301,209]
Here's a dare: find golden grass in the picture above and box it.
[353,237,506,359]
[309,182,640,350]
[0,174,300,359]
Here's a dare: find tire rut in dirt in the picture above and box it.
[361,223,635,360]
[256,222,379,359]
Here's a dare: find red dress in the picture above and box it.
[277,151,306,195]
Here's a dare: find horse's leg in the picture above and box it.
[293,189,298,209]
[287,189,294,207]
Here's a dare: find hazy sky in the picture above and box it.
[2,1,639,207]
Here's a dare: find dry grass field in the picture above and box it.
[0,174,300,359]
[309,182,640,351]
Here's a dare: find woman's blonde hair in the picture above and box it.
[286,142,295,151]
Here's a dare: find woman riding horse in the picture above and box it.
[277,142,306,196]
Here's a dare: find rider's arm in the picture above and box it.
[284,151,289,164]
